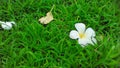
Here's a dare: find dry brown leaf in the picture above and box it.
[39,11,53,24]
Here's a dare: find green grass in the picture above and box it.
[0,0,120,68]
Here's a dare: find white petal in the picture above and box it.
[85,28,96,38]
[5,22,12,27]
[75,23,86,33]
[69,30,79,39]
[92,37,97,44]
[87,39,94,45]
[85,38,97,45]
[78,38,88,47]
[1,22,12,30]
[78,37,96,47]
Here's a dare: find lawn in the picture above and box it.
[0,0,120,68]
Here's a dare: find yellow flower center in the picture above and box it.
[79,33,86,39]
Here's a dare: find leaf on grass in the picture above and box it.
[39,5,55,25]
[39,11,53,24]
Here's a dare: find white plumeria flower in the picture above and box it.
[0,21,16,30]
[69,23,97,47]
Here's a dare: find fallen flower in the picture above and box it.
[39,11,53,24]
[39,5,55,24]
[69,23,97,47]
[0,21,16,30]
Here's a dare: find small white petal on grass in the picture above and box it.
[75,23,85,33]
[0,21,16,30]
[91,37,97,44]
[69,30,79,39]
[78,38,89,47]
[39,11,53,24]
[1,22,12,30]
[85,28,96,38]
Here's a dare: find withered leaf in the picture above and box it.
[39,11,53,24]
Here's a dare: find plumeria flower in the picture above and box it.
[69,23,97,47]
[0,21,16,30]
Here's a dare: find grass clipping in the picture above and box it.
[39,5,54,24]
